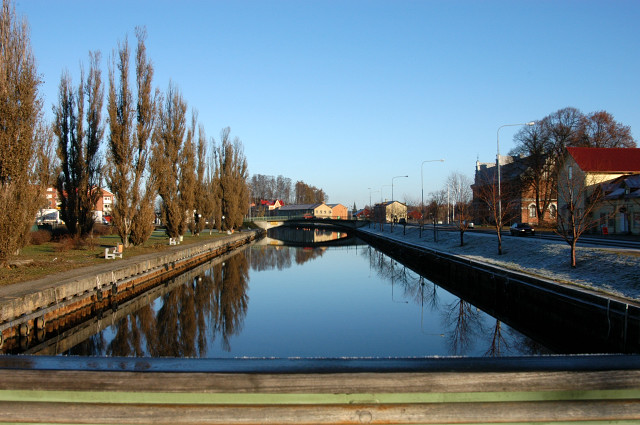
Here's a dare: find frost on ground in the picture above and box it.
[360,225,640,302]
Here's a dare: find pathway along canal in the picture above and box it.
[4,226,560,358]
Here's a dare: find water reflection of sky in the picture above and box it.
[79,239,545,359]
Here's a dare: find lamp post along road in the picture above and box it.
[391,175,408,232]
[391,175,408,204]
[496,122,535,229]
[367,187,379,227]
[421,159,444,239]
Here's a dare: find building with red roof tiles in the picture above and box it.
[561,147,640,234]
[566,147,640,174]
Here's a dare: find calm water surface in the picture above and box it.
[58,228,547,358]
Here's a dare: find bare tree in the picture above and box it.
[54,52,104,238]
[0,0,50,264]
[425,189,447,241]
[545,107,584,157]
[555,161,608,268]
[216,128,249,231]
[190,123,208,236]
[178,113,197,235]
[447,172,473,246]
[150,83,188,239]
[511,121,557,224]
[294,180,325,204]
[578,111,636,149]
[107,29,158,247]
[201,136,218,234]
[472,169,518,255]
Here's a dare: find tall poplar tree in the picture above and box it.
[178,113,196,235]
[106,28,157,247]
[0,0,48,264]
[216,128,249,231]
[150,83,189,239]
[190,123,208,235]
[54,52,104,238]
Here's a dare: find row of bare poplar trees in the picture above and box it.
[0,0,249,266]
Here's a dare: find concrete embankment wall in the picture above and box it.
[0,230,262,349]
[356,229,640,354]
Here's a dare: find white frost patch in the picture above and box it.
[360,225,640,301]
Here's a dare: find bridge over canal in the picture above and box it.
[248,216,369,231]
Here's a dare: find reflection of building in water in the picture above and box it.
[267,226,347,244]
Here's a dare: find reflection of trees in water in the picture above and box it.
[79,251,250,357]
[108,305,156,357]
[484,320,552,356]
[361,245,549,357]
[295,247,326,265]
[210,254,249,351]
[363,247,439,308]
[250,246,293,271]
[443,299,484,355]
[484,320,510,357]
[505,325,552,355]
[66,329,107,356]
[249,245,326,271]
[155,283,197,357]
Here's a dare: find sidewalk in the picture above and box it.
[358,223,640,302]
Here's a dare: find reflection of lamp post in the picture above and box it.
[419,278,445,336]
[391,261,408,304]
[497,122,535,227]
[421,159,444,238]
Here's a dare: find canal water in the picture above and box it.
[25,227,550,358]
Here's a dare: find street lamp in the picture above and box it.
[391,175,408,232]
[421,159,444,238]
[391,175,408,203]
[367,187,379,226]
[497,122,535,227]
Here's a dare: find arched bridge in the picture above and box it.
[247,216,368,231]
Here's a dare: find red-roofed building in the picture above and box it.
[561,147,640,234]
[251,199,285,217]
[566,147,640,174]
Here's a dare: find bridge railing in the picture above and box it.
[245,215,301,222]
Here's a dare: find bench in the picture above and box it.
[169,237,180,245]
[104,247,123,260]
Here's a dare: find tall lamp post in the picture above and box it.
[379,185,391,231]
[497,122,535,227]
[391,175,408,203]
[391,175,408,232]
[367,187,379,227]
[421,159,444,238]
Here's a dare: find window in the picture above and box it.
[104,197,111,202]
[549,204,557,219]
[528,204,536,218]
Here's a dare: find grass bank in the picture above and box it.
[1,227,237,287]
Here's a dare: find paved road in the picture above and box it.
[402,223,640,251]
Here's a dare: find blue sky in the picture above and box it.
[16,0,640,209]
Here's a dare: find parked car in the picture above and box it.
[510,222,535,236]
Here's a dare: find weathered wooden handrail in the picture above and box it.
[0,355,638,424]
